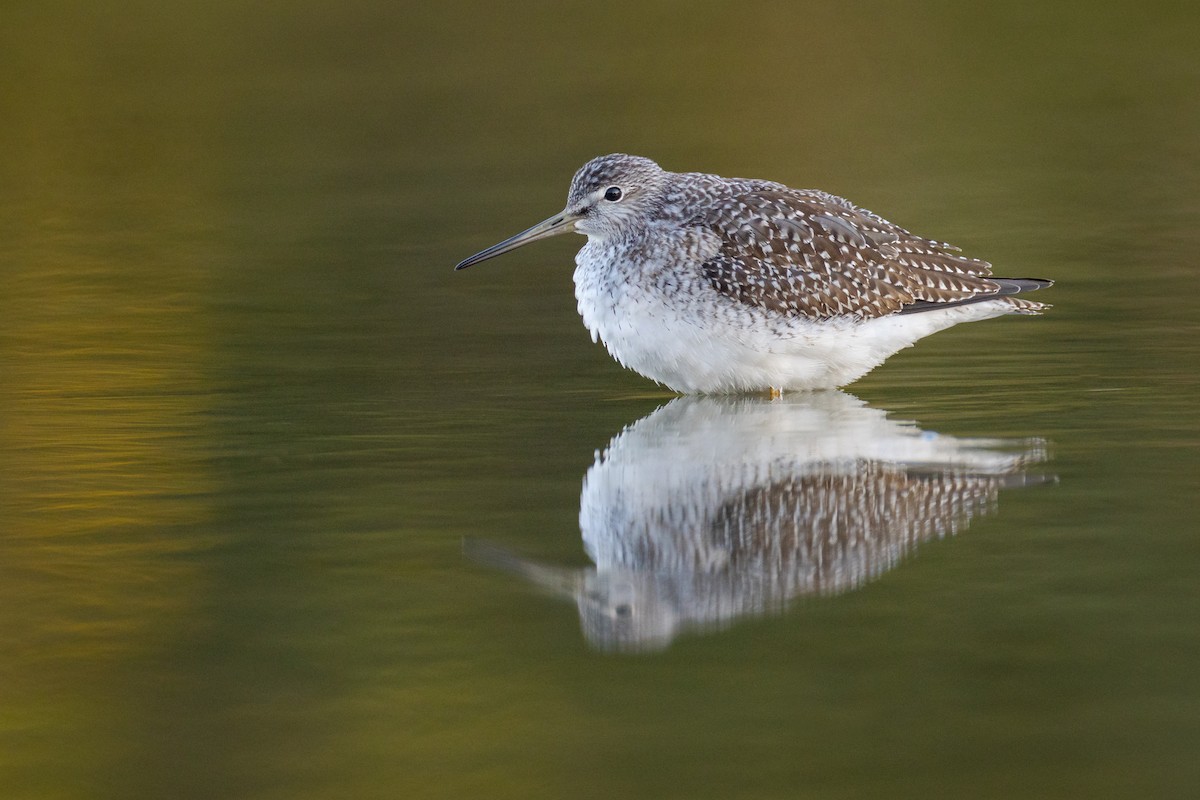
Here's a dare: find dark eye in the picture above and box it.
[604,186,623,202]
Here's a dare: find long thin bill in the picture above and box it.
[454,209,579,270]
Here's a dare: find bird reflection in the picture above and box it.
[468,393,1051,653]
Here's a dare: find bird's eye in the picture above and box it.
[604,186,623,202]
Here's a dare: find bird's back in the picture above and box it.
[652,168,1048,322]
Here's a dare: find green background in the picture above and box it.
[2,2,1199,798]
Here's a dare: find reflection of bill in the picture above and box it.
[467,393,1053,653]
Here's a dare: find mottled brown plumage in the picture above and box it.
[691,186,1044,320]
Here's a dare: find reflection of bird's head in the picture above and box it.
[575,571,679,654]
[464,540,682,652]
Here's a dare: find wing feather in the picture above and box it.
[693,189,1013,321]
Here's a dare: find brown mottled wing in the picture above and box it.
[695,189,1004,320]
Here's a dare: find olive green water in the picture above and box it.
[3,2,1200,798]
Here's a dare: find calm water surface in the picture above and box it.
[3,2,1200,799]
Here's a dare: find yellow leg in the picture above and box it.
[769,387,783,399]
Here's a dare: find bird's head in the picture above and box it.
[455,154,667,270]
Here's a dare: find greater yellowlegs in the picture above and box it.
[455,154,1052,393]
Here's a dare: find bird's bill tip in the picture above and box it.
[454,209,580,271]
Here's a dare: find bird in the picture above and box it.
[455,154,1052,394]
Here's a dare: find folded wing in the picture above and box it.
[694,189,1048,320]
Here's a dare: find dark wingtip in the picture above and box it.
[993,277,1054,294]
[898,276,1054,315]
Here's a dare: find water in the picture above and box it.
[2,2,1200,798]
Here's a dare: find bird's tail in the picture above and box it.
[996,277,1053,314]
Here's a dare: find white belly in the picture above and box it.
[573,243,1014,393]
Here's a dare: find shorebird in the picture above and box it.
[455,154,1051,393]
